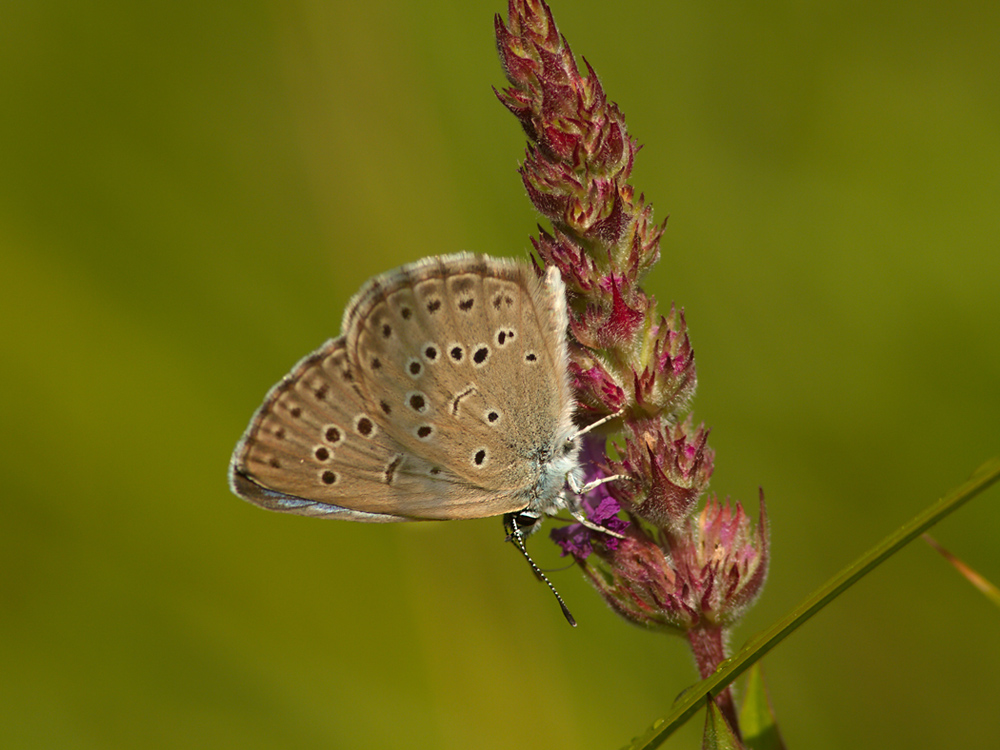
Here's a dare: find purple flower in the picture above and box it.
[497,0,769,653]
[496,2,771,737]
[551,438,629,559]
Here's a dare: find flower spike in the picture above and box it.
[496,5,770,731]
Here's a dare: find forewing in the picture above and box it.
[342,254,575,519]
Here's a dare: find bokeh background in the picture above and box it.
[2,1,998,748]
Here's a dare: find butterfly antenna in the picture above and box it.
[504,515,576,627]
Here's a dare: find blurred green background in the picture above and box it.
[2,0,998,748]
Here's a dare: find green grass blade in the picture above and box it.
[739,663,786,750]
[621,456,1000,750]
[922,533,1000,607]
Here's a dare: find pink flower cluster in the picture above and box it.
[495,0,769,643]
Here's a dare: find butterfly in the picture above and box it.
[230,253,620,623]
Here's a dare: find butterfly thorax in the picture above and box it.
[522,432,582,517]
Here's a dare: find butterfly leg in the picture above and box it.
[570,407,626,440]
[568,470,628,496]
[566,506,627,539]
[562,472,628,539]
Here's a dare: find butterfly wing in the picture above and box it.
[229,336,481,520]
[229,254,576,522]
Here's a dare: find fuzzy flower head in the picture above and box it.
[555,489,769,633]
[498,0,770,650]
